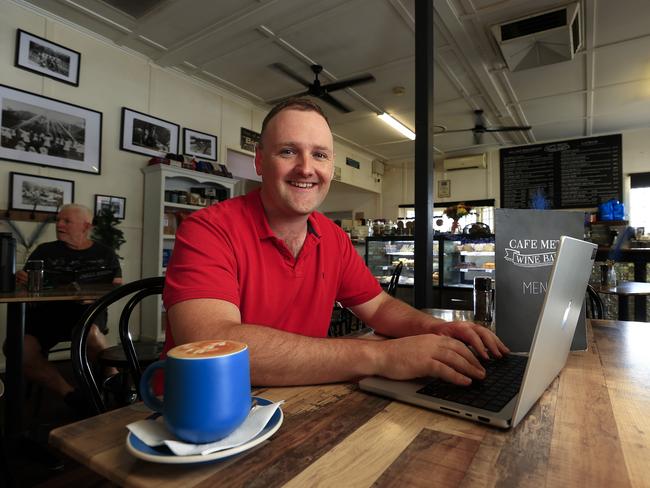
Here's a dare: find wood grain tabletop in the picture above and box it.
[50,320,650,488]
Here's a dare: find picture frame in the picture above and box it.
[94,194,126,220]
[120,107,180,158]
[183,128,217,161]
[438,179,451,198]
[0,84,102,174]
[10,171,74,213]
[14,29,81,86]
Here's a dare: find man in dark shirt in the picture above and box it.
[2,204,122,413]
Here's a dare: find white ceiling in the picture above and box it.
[19,0,650,163]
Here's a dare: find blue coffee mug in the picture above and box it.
[140,340,251,444]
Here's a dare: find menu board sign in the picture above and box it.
[500,134,622,209]
[495,209,587,352]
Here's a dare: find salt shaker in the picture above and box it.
[25,259,44,292]
[473,276,494,331]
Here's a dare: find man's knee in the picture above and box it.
[3,334,44,360]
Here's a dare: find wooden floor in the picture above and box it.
[0,359,117,487]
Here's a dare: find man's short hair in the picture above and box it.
[259,98,330,146]
[59,203,93,224]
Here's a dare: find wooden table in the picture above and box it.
[49,319,650,487]
[1,284,115,439]
[594,281,650,321]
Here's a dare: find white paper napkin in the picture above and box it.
[127,401,283,456]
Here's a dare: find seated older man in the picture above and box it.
[2,204,122,416]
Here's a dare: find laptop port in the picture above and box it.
[477,416,491,423]
[440,406,460,414]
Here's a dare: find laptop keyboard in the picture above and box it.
[416,354,528,412]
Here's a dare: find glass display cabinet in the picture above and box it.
[442,237,495,288]
[365,236,432,287]
[365,234,495,308]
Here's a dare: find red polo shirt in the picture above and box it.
[161,189,382,352]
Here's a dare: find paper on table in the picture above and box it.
[127,401,283,456]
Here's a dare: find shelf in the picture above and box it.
[164,201,205,211]
[459,251,494,256]
[459,268,495,272]
[386,251,415,256]
[163,234,176,240]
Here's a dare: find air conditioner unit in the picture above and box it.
[443,154,486,171]
[491,2,581,72]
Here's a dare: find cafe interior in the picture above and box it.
[1,0,650,486]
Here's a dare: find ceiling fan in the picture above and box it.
[266,63,375,113]
[435,109,531,145]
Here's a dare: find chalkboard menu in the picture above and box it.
[500,134,622,209]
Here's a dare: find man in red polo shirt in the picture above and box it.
[163,98,508,387]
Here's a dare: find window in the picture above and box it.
[630,173,650,234]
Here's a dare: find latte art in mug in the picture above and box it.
[169,340,246,359]
[140,338,251,443]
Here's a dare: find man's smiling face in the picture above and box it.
[255,108,334,219]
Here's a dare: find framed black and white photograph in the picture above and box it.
[10,172,74,213]
[14,29,81,86]
[0,84,102,174]
[183,127,217,161]
[120,107,179,158]
[94,194,126,220]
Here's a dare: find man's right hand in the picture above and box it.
[16,270,28,286]
[372,334,486,386]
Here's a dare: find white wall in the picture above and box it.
[382,130,650,217]
[0,0,382,370]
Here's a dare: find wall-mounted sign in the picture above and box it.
[437,179,451,198]
[240,128,260,152]
[500,134,622,209]
[345,157,360,169]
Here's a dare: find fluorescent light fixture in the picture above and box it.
[378,113,416,140]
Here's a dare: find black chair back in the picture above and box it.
[586,284,604,319]
[71,276,164,414]
[386,262,403,297]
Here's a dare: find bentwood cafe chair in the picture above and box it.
[71,276,165,415]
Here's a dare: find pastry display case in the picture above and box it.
[365,235,495,308]
[365,236,439,287]
[441,237,496,288]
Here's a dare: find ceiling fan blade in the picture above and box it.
[265,89,312,105]
[270,63,312,87]
[320,93,352,113]
[433,128,475,135]
[483,125,532,132]
[322,73,375,93]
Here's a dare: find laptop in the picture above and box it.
[359,236,597,429]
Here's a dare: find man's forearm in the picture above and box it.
[364,297,451,339]
[168,301,381,386]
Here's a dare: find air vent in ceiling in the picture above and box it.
[491,2,582,72]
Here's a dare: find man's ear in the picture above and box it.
[254,145,263,176]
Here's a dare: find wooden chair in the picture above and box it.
[586,284,604,319]
[71,277,165,415]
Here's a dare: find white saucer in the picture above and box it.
[126,397,283,464]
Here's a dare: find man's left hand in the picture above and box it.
[430,321,509,360]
